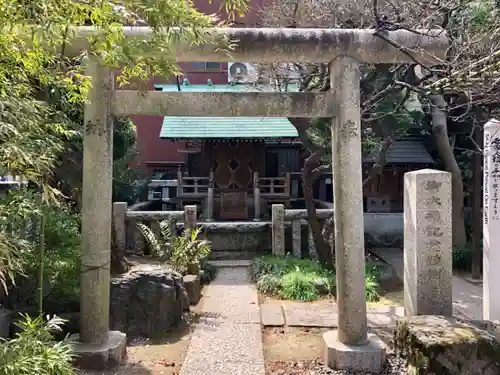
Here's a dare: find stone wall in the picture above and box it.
[201,213,404,253]
[117,202,406,255]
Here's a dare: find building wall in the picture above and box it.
[128,0,271,177]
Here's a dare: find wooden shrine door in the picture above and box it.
[213,142,255,219]
[213,143,254,189]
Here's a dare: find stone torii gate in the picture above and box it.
[71,27,447,370]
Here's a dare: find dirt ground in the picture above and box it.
[261,280,402,375]
[263,326,395,375]
[78,296,204,375]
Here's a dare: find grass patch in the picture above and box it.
[252,255,381,302]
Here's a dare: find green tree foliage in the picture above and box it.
[0,0,247,370]
[0,0,248,282]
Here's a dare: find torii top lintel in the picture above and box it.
[70,27,447,65]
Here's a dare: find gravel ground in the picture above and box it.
[266,355,408,375]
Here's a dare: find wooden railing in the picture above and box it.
[177,170,211,197]
[257,173,290,198]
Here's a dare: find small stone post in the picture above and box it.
[253,172,260,221]
[404,169,453,316]
[308,225,317,258]
[292,219,301,257]
[112,202,127,257]
[483,119,500,321]
[206,171,214,221]
[184,205,197,230]
[323,57,386,372]
[72,57,126,369]
[272,204,285,255]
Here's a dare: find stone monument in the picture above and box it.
[483,118,500,321]
[403,169,453,316]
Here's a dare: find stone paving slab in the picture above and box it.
[282,302,338,327]
[260,303,285,326]
[200,269,261,324]
[262,301,406,328]
[260,300,477,328]
[201,296,261,324]
[188,322,264,362]
[180,267,265,375]
[181,359,265,375]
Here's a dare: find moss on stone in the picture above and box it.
[394,315,500,375]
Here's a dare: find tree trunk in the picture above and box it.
[430,95,467,248]
[110,224,131,275]
[287,118,334,267]
[302,156,334,269]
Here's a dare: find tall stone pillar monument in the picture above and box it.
[483,118,500,321]
[404,169,453,316]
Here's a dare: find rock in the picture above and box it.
[183,274,201,305]
[313,279,329,295]
[394,315,500,375]
[110,265,189,338]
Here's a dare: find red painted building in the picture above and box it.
[131,0,270,180]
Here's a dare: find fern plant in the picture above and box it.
[170,227,211,275]
[136,218,175,260]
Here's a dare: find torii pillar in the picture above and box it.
[69,57,127,370]
[322,56,386,371]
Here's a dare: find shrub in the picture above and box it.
[0,315,75,375]
[170,228,211,273]
[256,273,280,295]
[251,254,326,281]
[137,220,212,275]
[40,203,81,300]
[278,271,320,301]
[0,190,81,303]
[137,218,175,259]
[365,265,381,302]
[252,255,381,302]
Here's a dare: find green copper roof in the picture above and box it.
[158,83,298,140]
[160,117,298,139]
[155,82,299,92]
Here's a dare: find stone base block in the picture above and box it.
[69,330,127,370]
[183,274,202,305]
[323,330,386,372]
[395,316,500,375]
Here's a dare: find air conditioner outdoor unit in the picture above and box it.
[228,62,258,83]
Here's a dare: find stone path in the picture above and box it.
[180,266,264,375]
[370,248,483,320]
